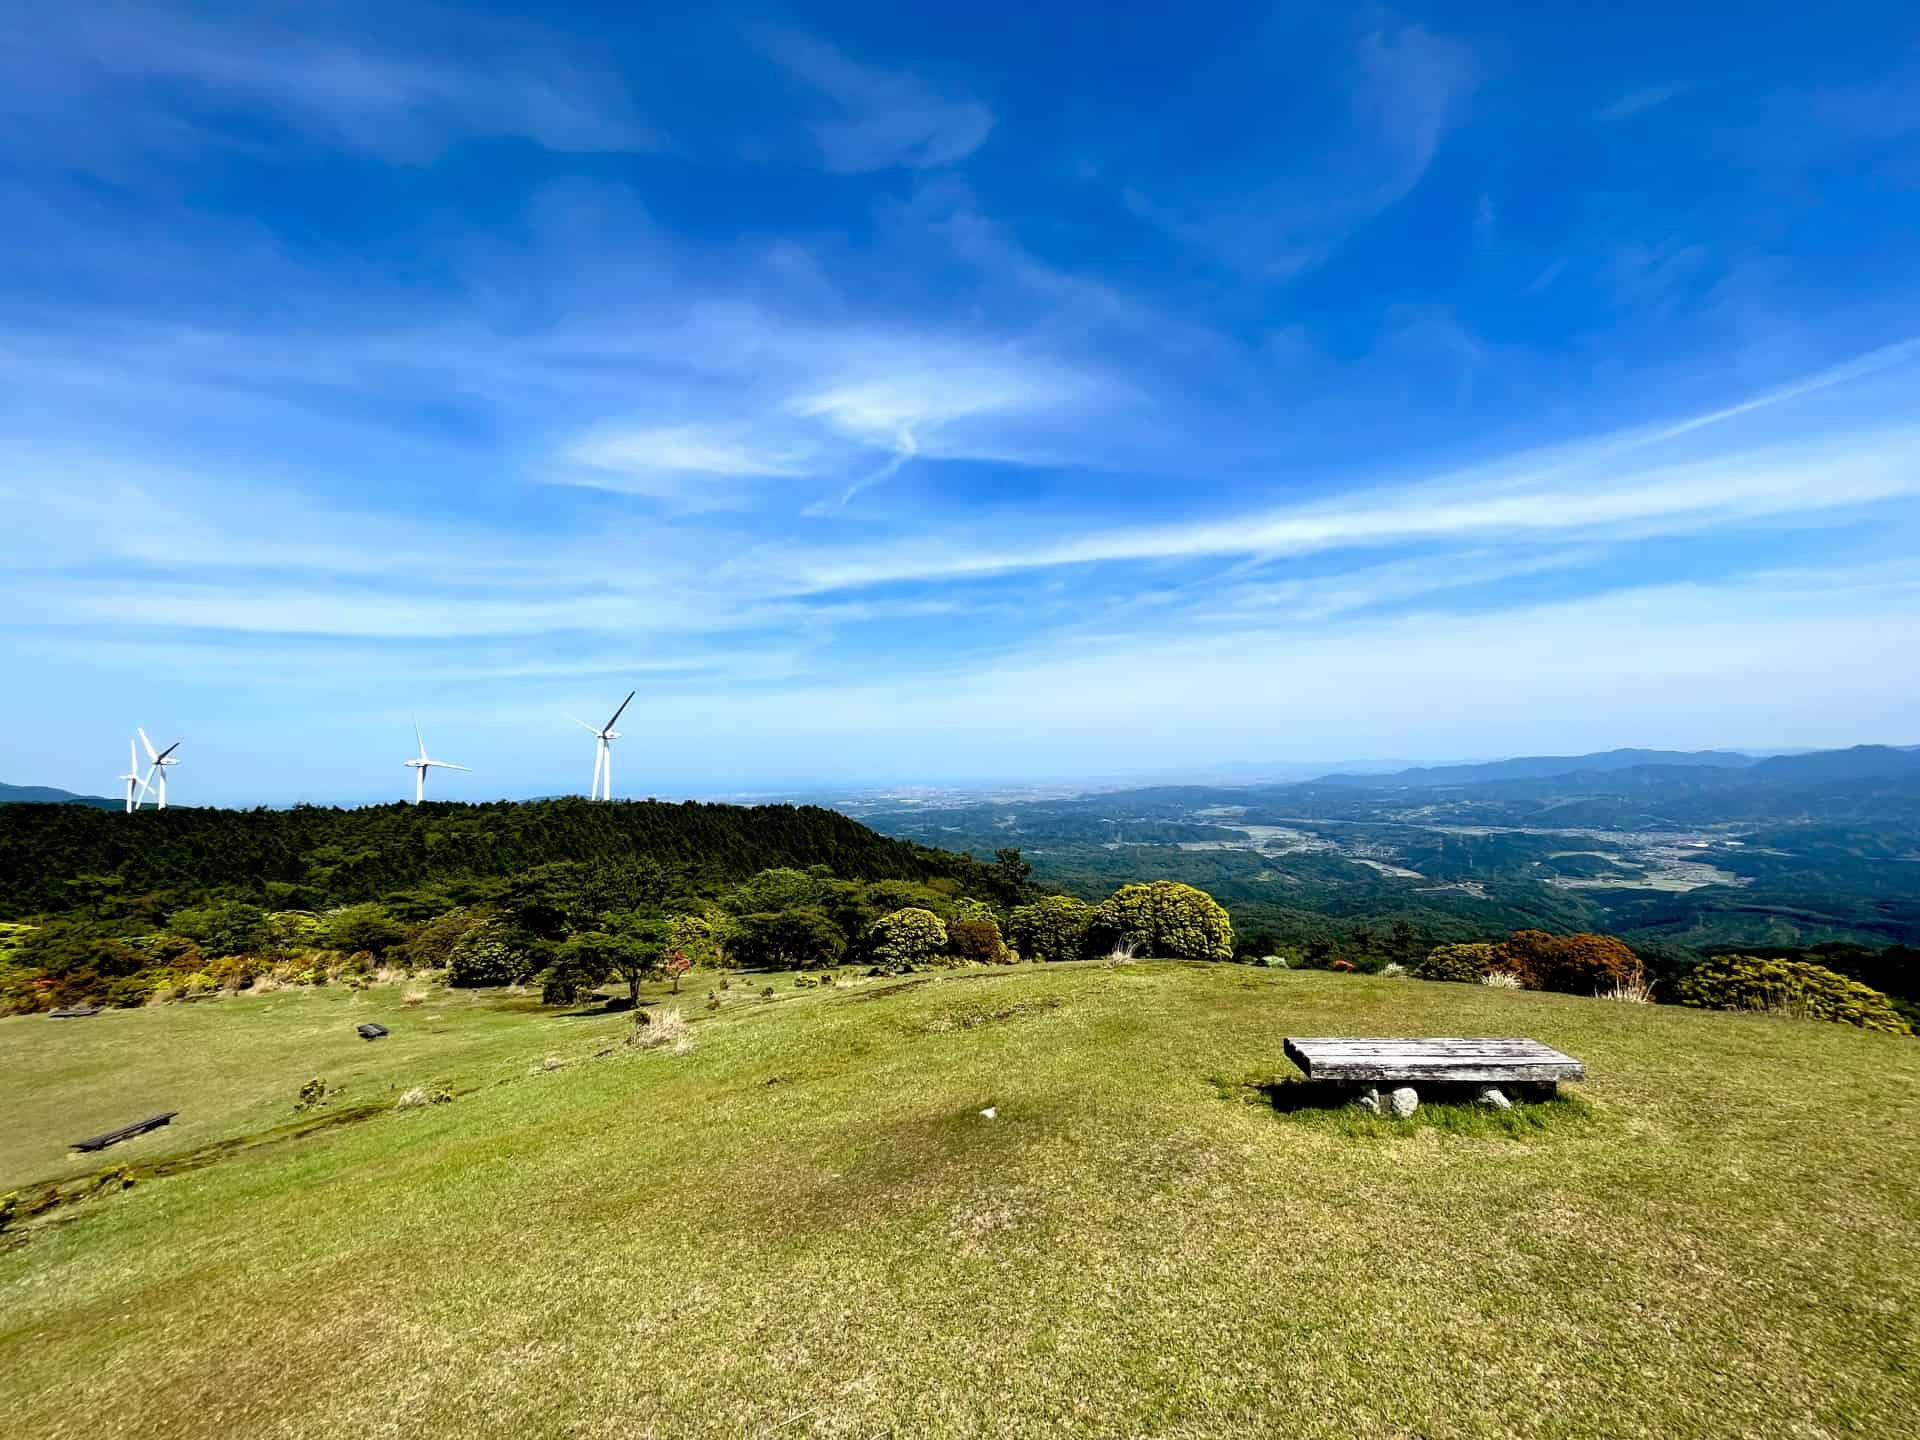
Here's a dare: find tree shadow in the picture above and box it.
[551,996,636,1020]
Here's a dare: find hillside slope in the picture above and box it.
[2,963,1915,1438]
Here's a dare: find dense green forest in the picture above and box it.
[1,782,1912,1025]
[0,798,985,918]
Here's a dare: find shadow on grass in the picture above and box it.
[1224,1074,1596,1139]
[5,1101,392,1241]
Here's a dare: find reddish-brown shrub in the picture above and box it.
[1495,930,1643,995]
[947,919,1010,965]
[1330,958,1355,973]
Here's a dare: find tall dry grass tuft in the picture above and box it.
[1480,971,1523,990]
[1598,977,1655,1004]
[1104,941,1139,967]
[627,1007,695,1055]
[1761,993,1815,1023]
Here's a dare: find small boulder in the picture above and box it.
[1354,1086,1381,1113]
[1387,1086,1419,1119]
[1474,1085,1512,1111]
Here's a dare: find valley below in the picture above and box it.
[835,745,1920,955]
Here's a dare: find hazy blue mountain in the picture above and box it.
[1749,746,1920,782]
[0,782,119,809]
[1317,748,1763,788]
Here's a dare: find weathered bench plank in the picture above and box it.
[357,1022,389,1040]
[70,1112,179,1152]
[48,1006,103,1019]
[1284,1037,1584,1084]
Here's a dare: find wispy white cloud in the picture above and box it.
[2,4,659,167]
[560,424,812,503]
[574,567,1920,783]
[786,408,1920,591]
[748,24,993,173]
[1596,82,1691,122]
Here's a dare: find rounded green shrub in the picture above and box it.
[868,908,948,974]
[1416,942,1498,983]
[1674,956,1911,1035]
[1090,882,1233,962]
[447,919,532,988]
[1008,895,1096,964]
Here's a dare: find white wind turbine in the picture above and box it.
[118,738,143,814]
[567,690,635,802]
[134,728,181,809]
[404,721,469,803]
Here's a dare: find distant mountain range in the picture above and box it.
[1318,748,1761,787]
[8,744,1919,813]
[1318,744,1920,789]
[0,782,119,809]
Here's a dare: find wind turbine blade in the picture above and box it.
[135,766,158,807]
[414,720,427,760]
[565,714,600,734]
[605,689,636,730]
[157,741,181,762]
[138,727,159,762]
[429,761,471,771]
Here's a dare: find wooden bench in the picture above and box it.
[71,1112,178,1152]
[1284,1037,1583,1110]
[357,1022,389,1040]
[48,1005,102,1019]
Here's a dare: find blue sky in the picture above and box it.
[3,2,1919,804]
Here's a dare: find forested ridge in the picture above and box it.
[0,798,979,917]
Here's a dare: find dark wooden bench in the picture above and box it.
[48,1006,102,1019]
[1284,1037,1583,1111]
[71,1112,178,1152]
[357,1022,389,1040]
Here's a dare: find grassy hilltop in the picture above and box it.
[4,962,1916,1439]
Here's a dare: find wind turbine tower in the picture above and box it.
[118,738,143,814]
[405,722,470,803]
[134,728,181,809]
[567,690,635,801]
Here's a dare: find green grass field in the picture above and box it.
[4,962,1917,1438]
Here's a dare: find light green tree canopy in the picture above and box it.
[1091,882,1232,961]
[1008,895,1096,964]
[869,907,948,974]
